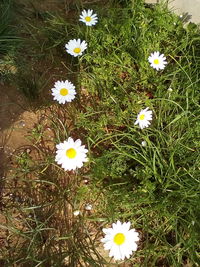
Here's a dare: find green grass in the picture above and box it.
[1,0,200,266]
[0,0,21,76]
[0,0,18,54]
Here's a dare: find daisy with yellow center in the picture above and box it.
[148,51,167,71]
[65,39,87,57]
[51,80,76,104]
[79,9,98,26]
[101,220,139,261]
[55,137,88,171]
[134,107,153,129]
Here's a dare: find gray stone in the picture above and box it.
[144,0,200,24]
[145,0,158,3]
[168,0,200,24]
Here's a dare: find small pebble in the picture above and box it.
[141,141,147,147]
[19,121,25,127]
[73,210,81,216]
[85,204,92,211]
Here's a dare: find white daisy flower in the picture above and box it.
[65,39,87,57]
[101,220,139,261]
[55,137,88,171]
[79,9,98,26]
[134,107,153,129]
[148,51,167,71]
[51,80,76,104]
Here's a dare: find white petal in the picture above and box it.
[122,221,131,231]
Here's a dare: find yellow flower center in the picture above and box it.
[85,16,92,22]
[73,47,81,54]
[113,233,125,245]
[66,148,77,159]
[139,114,145,120]
[154,59,159,65]
[60,88,69,96]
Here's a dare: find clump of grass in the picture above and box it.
[0,0,19,55]
[1,0,200,266]
[16,70,51,101]
[0,0,21,78]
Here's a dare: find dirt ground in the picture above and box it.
[0,82,39,192]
